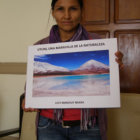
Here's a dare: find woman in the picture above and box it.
[22,0,123,140]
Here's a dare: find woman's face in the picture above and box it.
[52,0,82,34]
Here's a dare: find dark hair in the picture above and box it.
[51,0,83,10]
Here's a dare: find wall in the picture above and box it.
[0,0,55,131]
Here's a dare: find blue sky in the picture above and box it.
[34,50,109,70]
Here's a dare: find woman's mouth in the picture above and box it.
[62,21,73,25]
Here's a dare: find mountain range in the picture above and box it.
[34,59,109,76]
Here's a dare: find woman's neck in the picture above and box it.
[59,29,76,42]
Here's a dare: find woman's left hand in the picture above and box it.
[115,51,124,69]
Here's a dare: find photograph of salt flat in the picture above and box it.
[32,50,110,97]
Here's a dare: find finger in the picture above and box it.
[24,108,39,112]
[115,51,123,59]
[21,98,39,112]
[29,108,39,112]
[21,98,26,110]
[115,58,122,64]
[115,58,124,69]
[119,64,124,70]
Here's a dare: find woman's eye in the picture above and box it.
[57,7,64,11]
[55,7,78,11]
[70,7,78,11]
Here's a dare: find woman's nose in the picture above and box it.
[64,9,71,19]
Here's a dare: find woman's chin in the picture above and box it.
[59,26,78,33]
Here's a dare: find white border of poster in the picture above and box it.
[25,38,120,109]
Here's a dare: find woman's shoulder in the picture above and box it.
[88,32,101,40]
[34,36,49,45]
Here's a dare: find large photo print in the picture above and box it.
[25,38,120,108]
[33,50,110,97]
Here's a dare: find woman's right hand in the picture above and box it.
[22,98,39,112]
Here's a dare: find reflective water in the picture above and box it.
[33,74,110,97]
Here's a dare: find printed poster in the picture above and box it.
[25,38,120,108]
